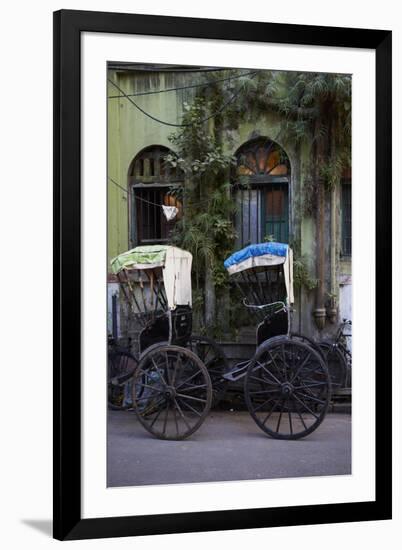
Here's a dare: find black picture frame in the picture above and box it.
[53,9,392,541]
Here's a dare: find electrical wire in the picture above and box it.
[109,177,161,206]
[109,177,213,208]
[109,177,128,195]
[109,177,183,208]
[107,72,256,128]
[108,70,257,99]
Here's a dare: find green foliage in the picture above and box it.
[319,149,350,190]
[164,69,351,332]
[165,98,236,178]
[166,97,237,291]
[293,254,318,290]
[224,70,352,200]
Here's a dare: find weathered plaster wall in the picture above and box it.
[108,70,200,261]
[107,68,350,342]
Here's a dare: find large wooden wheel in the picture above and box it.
[289,333,326,361]
[245,336,331,439]
[107,349,137,410]
[318,341,348,390]
[132,345,212,440]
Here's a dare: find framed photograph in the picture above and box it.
[54,9,392,540]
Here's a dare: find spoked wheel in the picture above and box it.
[132,345,212,440]
[318,342,348,391]
[245,336,331,440]
[188,335,228,407]
[290,333,326,361]
[108,349,138,410]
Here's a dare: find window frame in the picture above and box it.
[128,145,184,246]
[130,182,182,246]
[232,138,291,248]
[261,179,289,244]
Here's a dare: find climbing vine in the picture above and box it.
[222,70,351,216]
[165,96,237,332]
[164,69,351,330]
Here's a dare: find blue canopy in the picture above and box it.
[224,242,288,270]
[224,242,294,304]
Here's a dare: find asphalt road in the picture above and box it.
[107,410,351,487]
[108,411,351,487]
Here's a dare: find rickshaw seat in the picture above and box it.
[256,309,288,346]
[139,305,192,353]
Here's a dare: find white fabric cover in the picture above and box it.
[162,247,193,308]
[225,254,285,275]
[283,248,294,305]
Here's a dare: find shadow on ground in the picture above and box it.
[22,520,52,537]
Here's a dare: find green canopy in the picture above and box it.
[111,245,169,274]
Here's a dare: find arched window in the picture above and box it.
[233,138,290,246]
[128,146,184,245]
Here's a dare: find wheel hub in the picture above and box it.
[164,385,176,399]
[281,382,294,397]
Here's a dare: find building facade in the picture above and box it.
[107,64,352,348]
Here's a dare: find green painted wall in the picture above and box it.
[108,70,200,262]
[107,70,290,263]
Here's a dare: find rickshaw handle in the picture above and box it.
[242,298,288,312]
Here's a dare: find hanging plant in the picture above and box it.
[293,255,319,290]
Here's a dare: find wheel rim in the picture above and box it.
[132,345,212,440]
[245,339,330,439]
[108,351,137,409]
[318,343,347,389]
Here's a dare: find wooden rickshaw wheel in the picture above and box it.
[317,341,348,390]
[132,345,212,440]
[107,349,138,410]
[289,333,326,361]
[245,336,331,440]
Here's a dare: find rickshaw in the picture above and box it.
[110,245,214,440]
[223,242,331,439]
[110,242,331,441]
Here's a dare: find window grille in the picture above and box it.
[128,146,183,245]
[233,138,290,247]
[133,185,182,244]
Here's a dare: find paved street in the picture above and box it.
[107,410,351,487]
